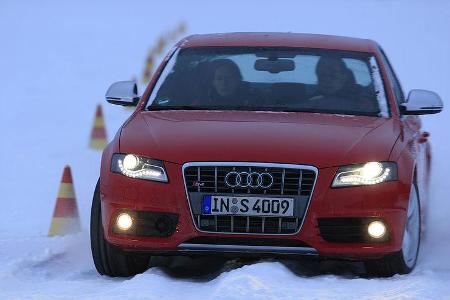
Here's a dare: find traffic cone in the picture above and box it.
[89,104,108,150]
[155,37,166,55]
[48,166,81,236]
[142,55,154,83]
[177,21,187,34]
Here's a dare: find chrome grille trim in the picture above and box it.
[182,162,319,236]
[297,169,303,195]
[214,166,218,193]
[197,166,201,192]
[177,243,318,255]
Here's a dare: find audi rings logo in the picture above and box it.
[224,171,274,189]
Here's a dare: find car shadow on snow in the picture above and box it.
[148,256,366,281]
[149,256,230,281]
[281,258,366,278]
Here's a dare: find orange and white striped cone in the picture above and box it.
[142,56,154,84]
[155,37,166,55]
[89,104,108,150]
[48,166,81,236]
[177,21,187,34]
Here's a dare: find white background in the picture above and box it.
[1,1,449,299]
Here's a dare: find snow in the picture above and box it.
[1,234,450,299]
[1,0,450,298]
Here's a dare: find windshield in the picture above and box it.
[146,47,389,117]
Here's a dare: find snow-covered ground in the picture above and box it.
[1,0,450,299]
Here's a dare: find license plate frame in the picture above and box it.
[202,195,294,217]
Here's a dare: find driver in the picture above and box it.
[311,56,352,100]
[209,59,246,106]
[306,56,378,113]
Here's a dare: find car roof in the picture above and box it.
[178,32,379,53]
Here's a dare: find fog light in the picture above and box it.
[116,213,133,231]
[368,221,386,239]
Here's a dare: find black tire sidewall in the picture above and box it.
[90,180,107,275]
[399,181,421,273]
[90,179,150,277]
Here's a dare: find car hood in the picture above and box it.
[119,110,399,168]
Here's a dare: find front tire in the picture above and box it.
[364,181,421,277]
[90,180,150,277]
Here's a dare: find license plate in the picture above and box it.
[202,195,294,217]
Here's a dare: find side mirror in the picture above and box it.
[400,89,443,115]
[105,81,140,106]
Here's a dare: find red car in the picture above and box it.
[90,33,443,277]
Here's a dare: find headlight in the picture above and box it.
[111,154,168,182]
[332,162,397,187]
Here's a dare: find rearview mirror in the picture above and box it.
[400,89,443,115]
[105,81,140,106]
[254,59,295,74]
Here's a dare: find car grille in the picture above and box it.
[183,164,317,235]
[196,215,299,234]
[182,236,311,247]
[185,166,316,196]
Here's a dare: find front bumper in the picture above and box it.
[137,243,319,259]
[100,161,411,260]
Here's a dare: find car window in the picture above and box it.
[147,47,389,117]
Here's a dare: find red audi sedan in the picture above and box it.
[90,33,443,277]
